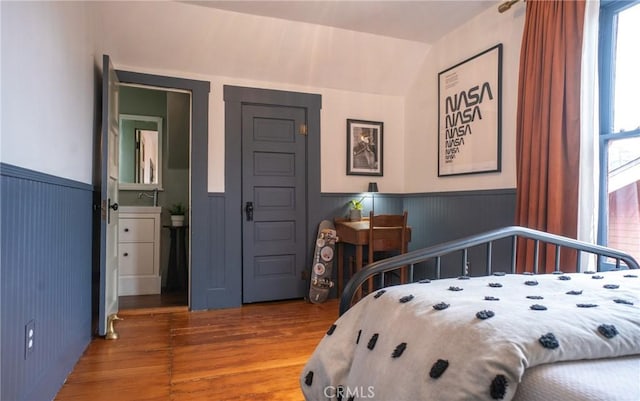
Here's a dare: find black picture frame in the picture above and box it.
[347,119,383,176]
[438,44,502,177]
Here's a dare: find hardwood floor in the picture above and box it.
[55,299,339,401]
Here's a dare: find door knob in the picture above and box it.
[107,198,118,224]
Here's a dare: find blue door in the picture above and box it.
[242,104,307,302]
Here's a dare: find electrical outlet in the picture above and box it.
[25,320,35,360]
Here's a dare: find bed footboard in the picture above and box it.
[339,226,639,315]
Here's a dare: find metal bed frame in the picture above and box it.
[339,226,640,315]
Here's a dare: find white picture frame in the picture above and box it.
[438,44,502,176]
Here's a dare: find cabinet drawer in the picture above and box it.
[119,243,154,276]
[119,218,155,242]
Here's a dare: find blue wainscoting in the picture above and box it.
[318,189,517,283]
[1,163,93,401]
[403,189,517,249]
[403,189,517,278]
[190,193,236,311]
[318,189,516,250]
[193,189,515,309]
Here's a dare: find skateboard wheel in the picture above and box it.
[320,246,334,261]
[316,238,325,247]
[314,263,326,275]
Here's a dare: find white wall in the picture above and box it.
[404,5,525,193]
[91,1,423,193]
[1,1,524,194]
[0,1,95,184]
[320,89,405,193]
[106,66,407,193]
[205,77,407,193]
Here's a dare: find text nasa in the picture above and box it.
[444,82,493,162]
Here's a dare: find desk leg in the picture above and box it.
[337,243,344,296]
[355,245,363,300]
[355,245,363,271]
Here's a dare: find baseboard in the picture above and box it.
[118,276,162,296]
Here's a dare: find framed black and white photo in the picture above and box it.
[347,119,383,176]
[438,44,502,176]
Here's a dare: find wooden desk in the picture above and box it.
[335,220,411,295]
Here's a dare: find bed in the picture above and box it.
[301,226,640,401]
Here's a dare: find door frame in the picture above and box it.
[115,70,210,309]
[224,86,322,305]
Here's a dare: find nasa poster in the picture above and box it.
[438,44,502,176]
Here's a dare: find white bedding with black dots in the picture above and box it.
[301,270,640,401]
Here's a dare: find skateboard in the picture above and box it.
[309,220,337,304]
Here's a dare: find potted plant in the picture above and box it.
[348,197,365,221]
[169,202,187,226]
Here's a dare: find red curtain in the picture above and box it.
[515,0,586,273]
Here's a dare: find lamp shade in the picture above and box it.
[367,182,379,193]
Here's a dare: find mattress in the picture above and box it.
[514,355,640,401]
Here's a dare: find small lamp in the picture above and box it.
[368,182,379,214]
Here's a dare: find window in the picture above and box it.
[598,0,640,260]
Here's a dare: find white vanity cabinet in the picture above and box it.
[118,206,162,296]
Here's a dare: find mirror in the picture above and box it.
[119,114,163,190]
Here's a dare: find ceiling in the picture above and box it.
[188,1,498,44]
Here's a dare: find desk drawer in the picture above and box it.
[119,218,155,242]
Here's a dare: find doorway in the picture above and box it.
[94,62,210,334]
[116,85,191,310]
[113,70,210,311]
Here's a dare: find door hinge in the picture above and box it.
[299,124,307,136]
